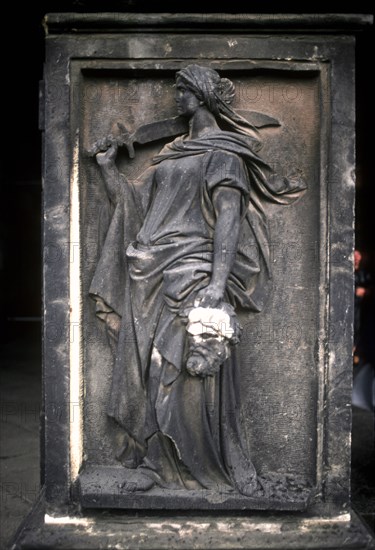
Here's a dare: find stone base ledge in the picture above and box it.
[11,491,375,550]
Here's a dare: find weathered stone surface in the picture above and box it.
[12,12,375,550]
[12,498,375,549]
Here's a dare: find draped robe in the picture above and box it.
[89,131,306,492]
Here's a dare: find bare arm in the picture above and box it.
[95,141,126,205]
[196,186,242,308]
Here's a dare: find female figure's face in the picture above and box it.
[175,77,201,117]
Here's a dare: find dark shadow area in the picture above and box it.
[352,406,375,534]
[0,325,41,549]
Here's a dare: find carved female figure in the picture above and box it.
[90,65,305,494]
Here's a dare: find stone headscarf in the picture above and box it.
[176,64,260,139]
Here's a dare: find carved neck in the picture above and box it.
[188,107,220,139]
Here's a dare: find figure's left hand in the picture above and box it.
[195,284,225,308]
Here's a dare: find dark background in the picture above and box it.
[0,2,374,341]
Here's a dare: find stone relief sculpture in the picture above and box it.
[88,65,306,496]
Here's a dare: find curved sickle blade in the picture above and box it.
[237,110,280,128]
[86,110,280,158]
[132,116,189,145]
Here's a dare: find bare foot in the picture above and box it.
[236,476,258,497]
[119,470,155,492]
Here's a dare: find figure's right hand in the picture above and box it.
[94,138,118,166]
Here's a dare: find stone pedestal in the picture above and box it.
[12,13,375,549]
